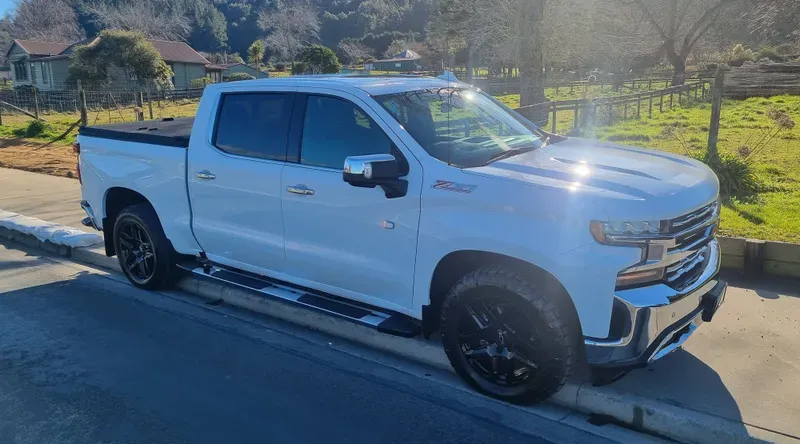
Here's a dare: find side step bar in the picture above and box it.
[179,263,421,338]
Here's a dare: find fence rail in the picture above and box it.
[515,80,711,133]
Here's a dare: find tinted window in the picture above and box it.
[300,96,393,170]
[214,93,291,161]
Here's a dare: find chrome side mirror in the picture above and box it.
[343,154,407,198]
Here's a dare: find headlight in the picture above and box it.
[590,220,666,244]
[591,220,669,288]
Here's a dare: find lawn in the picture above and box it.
[572,95,800,243]
[0,99,200,175]
[0,89,797,243]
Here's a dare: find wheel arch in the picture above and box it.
[423,250,581,338]
[102,187,156,256]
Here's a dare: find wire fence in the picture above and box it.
[0,87,205,118]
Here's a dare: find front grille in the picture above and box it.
[663,201,720,290]
[665,245,710,291]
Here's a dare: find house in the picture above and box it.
[6,38,222,91]
[367,49,422,72]
[215,63,269,80]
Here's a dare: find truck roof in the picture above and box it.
[210,75,466,96]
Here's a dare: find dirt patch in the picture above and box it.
[0,141,76,178]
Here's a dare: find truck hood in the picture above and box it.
[465,138,719,220]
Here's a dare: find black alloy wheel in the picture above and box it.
[457,295,543,387]
[117,219,157,285]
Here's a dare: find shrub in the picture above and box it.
[190,77,215,88]
[291,62,307,75]
[757,46,781,61]
[297,45,341,74]
[696,151,759,197]
[12,119,51,138]
[225,72,256,82]
[274,62,287,72]
[726,44,756,67]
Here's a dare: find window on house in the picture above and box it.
[13,61,27,81]
[41,63,49,84]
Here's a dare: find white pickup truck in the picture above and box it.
[77,75,726,403]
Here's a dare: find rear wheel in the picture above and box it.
[441,267,578,404]
[113,204,175,290]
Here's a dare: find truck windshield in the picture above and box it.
[375,88,546,168]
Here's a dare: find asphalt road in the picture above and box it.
[0,241,647,444]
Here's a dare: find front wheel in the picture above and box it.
[440,267,578,404]
[113,203,175,290]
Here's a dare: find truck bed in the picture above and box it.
[78,117,194,148]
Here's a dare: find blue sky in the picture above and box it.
[0,0,12,17]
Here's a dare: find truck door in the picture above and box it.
[188,91,293,274]
[280,91,422,311]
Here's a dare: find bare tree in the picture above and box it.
[337,40,373,65]
[745,0,800,48]
[258,0,319,68]
[612,0,741,85]
[11,0,85,42]
[83,0,192,41]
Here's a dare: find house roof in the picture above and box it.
[376,49,422,63]
[8,39,71,57]
[147,39,210,65]
[7,37,211,65]
[205,64,227,71]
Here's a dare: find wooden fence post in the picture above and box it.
[648,93,653,118]
[637,95,641,118]
[708,66,725,159]
[135,92,145,121]
[607,102,613,125]
[573,102,580,131]
[32,87,40,120]
[659,93,664,112]
[147,85,153,120]
[0,106,4,126]
[623,102,628,119]
[78,82,87,127]
[670,91,674,109]
[648,79,652,89]
[551,103,557,133]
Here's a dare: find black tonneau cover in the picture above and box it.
[78,117,194,148]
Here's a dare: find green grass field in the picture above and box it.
[568,95,800,243]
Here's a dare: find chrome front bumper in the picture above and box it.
[585,238,727,367]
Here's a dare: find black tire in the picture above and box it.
[440,267,578,404]
[113,203,175,290]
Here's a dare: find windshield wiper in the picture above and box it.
[486,144,538,163]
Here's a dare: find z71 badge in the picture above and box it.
[432,180,477,194]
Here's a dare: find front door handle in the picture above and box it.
[286,185,315,196]
[195,170,216,180]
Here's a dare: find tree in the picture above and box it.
[337,38,373,65]
[258,0,320,67]
[745,0,800,48]
[10,0,85,42]
[201,51,245,64]
[225,72,256,81]
[67,30,174,89]
[297,44,341,74]
[82,0,192,41]
[612,0,741,85]
[248,40,265,72]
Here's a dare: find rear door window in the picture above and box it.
[213,93,292,161]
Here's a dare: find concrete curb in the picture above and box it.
[0,229,793,444]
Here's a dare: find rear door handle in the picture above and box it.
[195,170,216,180]
[286,185,315,196]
